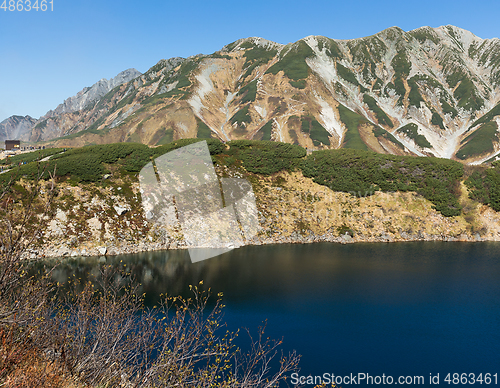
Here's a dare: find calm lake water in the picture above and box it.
[45,242,500,386]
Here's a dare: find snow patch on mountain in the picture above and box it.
[254,105,267,119]
[314,94,344,147]
[272,117,286,142]
[304,37,339,92]
[188,61,219,116]
[304,37,364,112]
[216,91,236,141]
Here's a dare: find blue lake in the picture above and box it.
[49,242,500,386]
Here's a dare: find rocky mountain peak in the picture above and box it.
[41,68,142,119]
[223,37,284,53]
[0,115,37,142]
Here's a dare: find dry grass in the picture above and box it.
[0,327,83,388]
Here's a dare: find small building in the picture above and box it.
[5,140,20,151]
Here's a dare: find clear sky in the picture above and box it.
[1,0,499,122]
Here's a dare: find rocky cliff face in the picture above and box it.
[29,167,500,259]
[33,26,500,163]
[0,115,37,143]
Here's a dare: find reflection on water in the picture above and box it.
[42,241,500,305]
[37,242,500,386]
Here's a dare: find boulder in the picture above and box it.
[114,206,129,215]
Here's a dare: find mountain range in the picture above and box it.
[0,69,141,143]
[3,25,500,163]
[0,115,37,142]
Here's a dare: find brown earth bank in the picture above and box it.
[25,168,500,260]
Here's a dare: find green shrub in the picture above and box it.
[300,116,331,146]
[0,139,220,185]
[468,102,500,129]
[373,78,384,91]
[456,121,498,160]
[363,94,393,127]
[408,78,424,107]
[196,119,212,139]
[317,38,342,59]
[336,63,359,86]
[241,61,262,81]
[238,80,258,103]
[394,78,406,105]
[409,28,440,45]
[154,128,174,145]
[372,127,404,149]
[301,148,463,217]
[391,51,411,78]
[209,52,231,60]
[255,120,273,141]
[54,153,105,182]
[266,41,314,81]
[1,150,107,183]
[225,140,306,175]
[465,164,500,211]
[431,112,445,129]
[396,123,432,148]
[34,120,48,130]
[153,139,224,159]
[454,77,484,112]
[441,98,458,118]
[239,41,278,80]
[242,43,277,66]
[337,104,369,150]
[384,82,396,96]
[164,58,199,89]
[230,106,252,126]
[0,148,64,166]
[289,80,306,89]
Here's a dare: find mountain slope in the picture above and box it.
[0,115,37,143]
[29,68,142,142]
[24,26,500,162]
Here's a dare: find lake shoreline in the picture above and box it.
[29,229,492,260]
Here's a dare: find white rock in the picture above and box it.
[114,206,128,215]
[342,233,352,242]
[98,247,107,255]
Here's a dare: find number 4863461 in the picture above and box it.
[1,0,54,11]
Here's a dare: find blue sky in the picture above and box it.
[1,0,499,122]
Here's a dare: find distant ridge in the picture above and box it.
[0,68,142,144]
[42,68,142,119]
[0,115,37,143]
